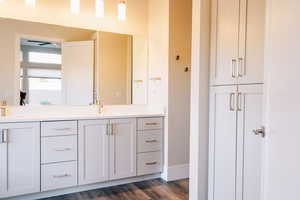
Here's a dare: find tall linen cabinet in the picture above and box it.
[208,0,266,200]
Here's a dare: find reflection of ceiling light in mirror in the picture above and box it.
[71,0,80,14]
[96,0,104,18]
[118,1,126,21]
[26,0,36,8]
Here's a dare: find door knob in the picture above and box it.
[253,126,266,138]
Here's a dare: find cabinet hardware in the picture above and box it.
[237,92,242,111]
[54,128,72,131]
[111,124,116,135]
[2,129,8,143]
[253,126,266,138]
[238,57,244,77]
[53,148,72,152]
[231,59,237,78]
[53,174,71,178]
[229,93,236,111]
[145,140,158,143]
[0,130,3,144]
[146,162,158,166]
[145,123,158,126]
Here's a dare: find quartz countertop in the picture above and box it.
[0,105,165,123]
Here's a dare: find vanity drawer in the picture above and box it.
[41,161,78,192]
[42,121,77,137]
[137,117,163,131]
[137,152,162,176]
[138,130,162,153]
[42,135,77,164]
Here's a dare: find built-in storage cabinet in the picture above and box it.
[79,118,137,185]
[78,120,109,185]
[41,121,78,192]
[210,0,265,85]
[109,119,137,180]
[0,122,40,199]
[209,85,263,200]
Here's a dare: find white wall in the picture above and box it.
[264,0,300,199]
[189,0,210,199]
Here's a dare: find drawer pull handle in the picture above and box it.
[53,148,72,152]
[145,123,158,126]
[146,162,158,166]
[145,140,158,143]
[53,128,72,131]
[53,174,71,178]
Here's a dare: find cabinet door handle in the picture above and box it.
[54,128,72,131]
[53,174,71,178]
[238,57,244,77]
[1,129,8,143]
[231,59,237,78]
[111,124,116,135]
[0,130,4,144]
[145,122,158,126]
[145,139,158,143]
[237,92,242,111]
[146,162,158,166]
[53,148,72,152]
[229,93,236,111]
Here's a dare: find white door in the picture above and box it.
[236,85,264,200]
[62,41,94,105]
[210,0,240,85]
[237,0,265,84]
[264,0,300,199]
[0,122,40,198]
[208,85,238,200]
[109,118,137,180]
[78,120,109,185]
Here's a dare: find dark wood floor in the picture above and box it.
[40,179,189,200]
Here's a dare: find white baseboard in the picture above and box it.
[161,164,190,182]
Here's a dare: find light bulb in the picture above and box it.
[96,0,104,18]
[71,0,80,14]
[26,0,36,8]
[118,1,126,21]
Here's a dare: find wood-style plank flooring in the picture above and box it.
[40,179,189,200]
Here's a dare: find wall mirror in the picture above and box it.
[0,18,142,106]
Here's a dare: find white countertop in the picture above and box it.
[0,105,165,123]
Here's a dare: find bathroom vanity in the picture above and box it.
[0,105,164,200]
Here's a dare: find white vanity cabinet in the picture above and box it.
[78,118,137,185]
[0,122,40,199]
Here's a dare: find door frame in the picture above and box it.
[14,34,64,105]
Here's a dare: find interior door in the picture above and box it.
[78,120,109,185]
[210,0,240,85]
[109,118,136,180]
[236,85,264,200]
[0,122,40,198]
[208,85,238,200]
[62,41,94,105]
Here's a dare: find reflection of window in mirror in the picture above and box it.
[20,39,62,106]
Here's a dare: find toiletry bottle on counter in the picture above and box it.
[0,101,8,117]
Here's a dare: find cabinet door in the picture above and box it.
[237,0,265,84]
[210,0,240,85]
[78,120,109,185]
[208,86,238,200]
[0,122,40,198]
[109,118,137,180]
[236,85,263,200]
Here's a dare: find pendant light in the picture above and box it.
[95,0,104,18]
[118,1,126,21]
[71,0,80,14]
[26,0,36,8]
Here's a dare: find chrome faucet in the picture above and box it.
[0,100,8,117]
[95,99,104,114]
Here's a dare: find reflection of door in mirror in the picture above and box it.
[98,32,132,105]
[20,39,63,106]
